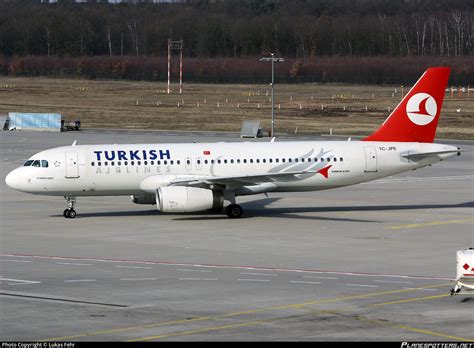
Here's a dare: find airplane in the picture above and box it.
[5,67,461,219]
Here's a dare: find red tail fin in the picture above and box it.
[363,67,450,143]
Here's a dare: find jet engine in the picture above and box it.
[131,194,156,205]
[156,186,223,213]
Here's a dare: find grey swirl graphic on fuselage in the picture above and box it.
[268,148,333,178]
[208,149,333,181]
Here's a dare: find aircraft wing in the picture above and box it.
[168,170,315,189]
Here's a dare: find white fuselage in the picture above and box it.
[5,140,458,197]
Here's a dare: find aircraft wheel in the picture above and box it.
[63,209,70,218]
[68,209,77,219]
[226,204,243,218]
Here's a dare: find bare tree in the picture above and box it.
[127,18,139,57]
[452,10,462,56]
[106,25,112,56]
[44,26,52,56]
[421,20,427,56]
[435,18,444,55]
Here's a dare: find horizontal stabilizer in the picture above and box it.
[401,148,462,160]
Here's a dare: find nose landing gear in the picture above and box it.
[63,196,77,219]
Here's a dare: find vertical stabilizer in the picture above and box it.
[363,67,450,143]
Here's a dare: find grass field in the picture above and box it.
[0,77,472,139]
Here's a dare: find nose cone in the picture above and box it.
[5,170,19,190]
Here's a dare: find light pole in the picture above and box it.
[259,53,284,137]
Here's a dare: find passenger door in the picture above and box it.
[65,151,80,178]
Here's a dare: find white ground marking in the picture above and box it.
[240,272,278,277]
[237,279,271,282]
[374,280,413,284]
[291,281,321,285]
[346,284,379,288]
[56,262,92,266]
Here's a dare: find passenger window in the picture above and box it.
[243,159,247,163]
[256,159,260,163]
[320,158,324,162]
[104,162,108,166]
[118,161,122,166]
[334,158,337,162]
[111,161,115,166]
[98,162,102,166]
[91,162,95,166]
[124,161,128,166]
[41,160,49,167]
[327,158,331,162]
[276,158,279,163]
[340,158,343,162]
[282,158,286,163]
[144,161,148,165]
[314,158,318,162]
[250,159,254,163]
[218,159,221,164]
[263,159,266,163]
[177,160,181,165]
[231,159,234,164]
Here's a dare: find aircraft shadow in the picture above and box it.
[55,201,472,222]
[172,201,473,222]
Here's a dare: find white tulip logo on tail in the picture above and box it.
[406,93,437,126]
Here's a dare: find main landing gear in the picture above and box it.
[225,204,243,218]
[63,196,77,219]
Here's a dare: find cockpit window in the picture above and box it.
[23,160,34,167]
[32,160,41,167]
[41,160,48,168]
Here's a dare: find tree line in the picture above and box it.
[0,0,472,84]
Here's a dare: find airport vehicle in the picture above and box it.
[451,248,474,296]
[5,67,461,219]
